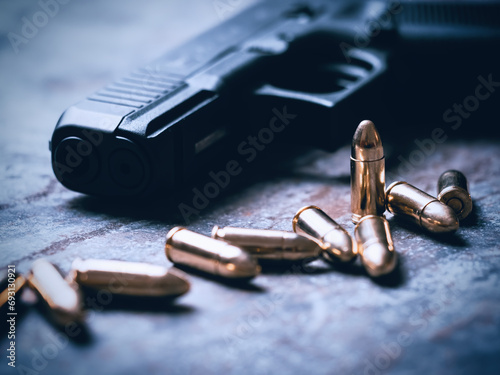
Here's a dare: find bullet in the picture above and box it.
[354,215,397,277]
[437,170,473,220]
[351,120,386,223]
[211,226,321,262]
[165,227,261,279]
[386,181,459,233]
[292,205,356,263]
[28,259,84,325]
[70,258,190,298]
[0,268,26,310]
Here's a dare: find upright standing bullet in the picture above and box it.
[354,215,397,277]
[70,258,190,298]
[351,120,386,223]
[28,259,85,325]
[211,226,321,262]
[437,170,473,220]
[292,205,356,263]
[386,181,459,233]
[165,227,261,279]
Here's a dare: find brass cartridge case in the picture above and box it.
[386,181,459,233]
[211,226,321,262]
[0,268,26,310]
[28,259,84,325]
[437,170,472,220]
[354,215,397,277]
[292,205,356,263]
[165,227,261,279]
[70,258,190,298]
[350,120,386,223]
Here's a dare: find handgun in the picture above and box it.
[50,0,500,198]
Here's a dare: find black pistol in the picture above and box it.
[50,0,500,198]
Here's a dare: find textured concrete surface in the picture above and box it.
[1,1,500,375]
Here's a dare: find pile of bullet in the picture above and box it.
[164,120,472,280]
[1,259,191,327]
[1,120,472,328]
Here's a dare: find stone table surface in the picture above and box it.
[1,1,500,375]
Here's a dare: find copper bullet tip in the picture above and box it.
[164,268,191,296]
[362,243,397,277]
[293,205,356,263]
[354,215,397,278]
[421,201,459,233]
[351,120,384,161]
[218,250,261,279]
[322,230,356,262]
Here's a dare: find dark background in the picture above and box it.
[1,1,500,375]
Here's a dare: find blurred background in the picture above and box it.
[1,1,500,375]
